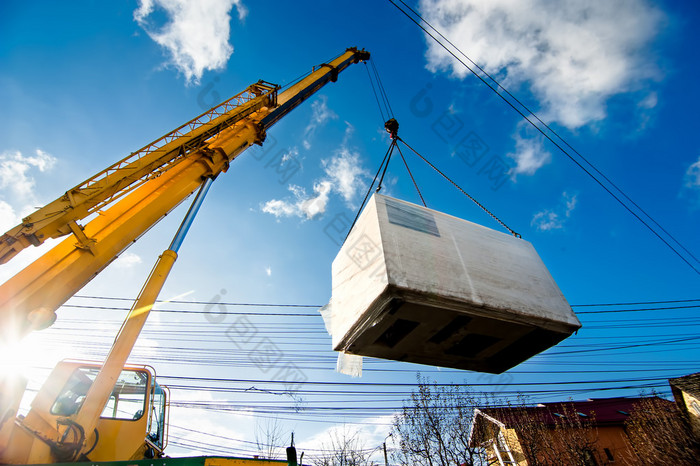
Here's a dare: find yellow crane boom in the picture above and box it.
[0,47,369,339]
[0,47,369,464]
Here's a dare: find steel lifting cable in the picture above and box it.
[364,58,394,123]
[342,65,402,243]
[360,57,519,238]
[363,63,425,206]
[398,136,521,238]
[395,142,427,207]
[375,141,396,192]
[343,140,397,243]
[370,59,395,118]
[364,62,387,122]
[386,0,699,275]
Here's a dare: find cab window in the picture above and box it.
[148,382,167,448]
[51,367,149,420]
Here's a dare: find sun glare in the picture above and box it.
[0,333,62,381]
[1,339,33,381]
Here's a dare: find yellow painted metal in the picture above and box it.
[0,47,369,464]
[0,147,239,338]
[0,48,368,340]
[0,240,178,463]
[0,374,26,451]
[0,82,278,264]
[0,362,157,464]
[204,459,293,465]
[72,249,176,460]
[84,368,157,462]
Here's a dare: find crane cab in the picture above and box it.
[1,361,168,463]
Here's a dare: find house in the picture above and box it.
[468,396,673,465]
[669,372,700,440]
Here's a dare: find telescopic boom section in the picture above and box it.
[0,81,278,265]
[0,47,370,339]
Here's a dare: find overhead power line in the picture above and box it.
[68,294,700,316]
[73,294,321,308]
[572,298,700,307]
[385,0,700,276]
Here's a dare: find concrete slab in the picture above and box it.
[326,194,581,374]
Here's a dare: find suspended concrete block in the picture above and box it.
[325,194,581,374]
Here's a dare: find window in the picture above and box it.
[691,400,700,417]
[604,448,615,462]
[101,369,149,420]
[581,448,598,466]
[148,382,167,449]
[51,367,94,416]
[51,367,149,421]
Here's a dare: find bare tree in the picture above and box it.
[255,417,285,460]
[490,397,557,466]
[392,375,487,466]
[311,425,378,466]
[488,399,602,466]
[392,379,606,466]
[625,396,700,465]
[391,378,700,466]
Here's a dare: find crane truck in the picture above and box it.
[0,47,370,465]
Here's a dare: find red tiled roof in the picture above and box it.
[482,396,671,427]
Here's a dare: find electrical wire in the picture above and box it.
[385,0,700,276]
[70,295,700,311]
[364,62,388,122]
[17,293,696,433]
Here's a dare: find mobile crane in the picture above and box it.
[0,47,370,464]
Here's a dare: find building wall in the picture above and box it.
[596,426,639,464]
[680,391,700,439]
[507,425,640,465]
[503,427,527,465]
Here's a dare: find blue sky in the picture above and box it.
[1,0,699,461]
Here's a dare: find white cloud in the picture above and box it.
[684,156,700,190]
[639,92,658,110]
[507,125,551,177]
[420,0,663,129]
[302,96,338,150]
[323,146,369,205]
[0,149,56,200]
[300,181,332,218]
[166,396,252,457]
[134,0,246,84]
[262,181,332,220]
[262,126,369,220]
[0,201,19,234]
[297,415,394,465]
[0,149,57,228]
[531,191,578,231]
[0,239,59,287]
[113,251,143,268]
[635,91,659,131]
[265,266,272,276]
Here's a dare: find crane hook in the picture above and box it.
[384,118,399,139]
